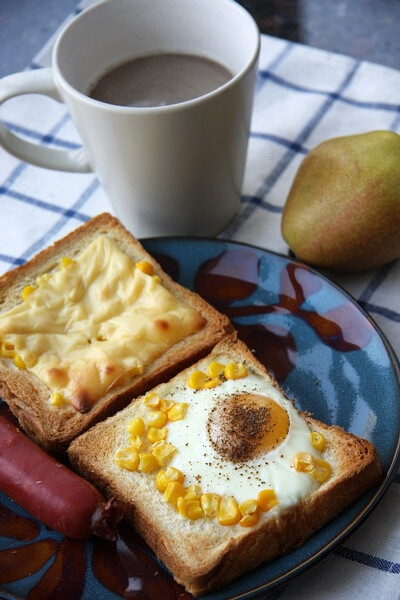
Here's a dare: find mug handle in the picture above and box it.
[0,69,92,172]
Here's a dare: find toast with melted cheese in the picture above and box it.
[0,213,232,453]
[68,336,382,596]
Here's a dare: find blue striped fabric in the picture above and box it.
[0,2,400,598]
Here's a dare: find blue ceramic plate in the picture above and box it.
[1,238,400,600]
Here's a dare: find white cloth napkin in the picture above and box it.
[0,1,399,599]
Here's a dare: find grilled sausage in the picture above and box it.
[0,416,122,539]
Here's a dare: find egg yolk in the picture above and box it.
[207,393,290,462]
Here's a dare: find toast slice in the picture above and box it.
[0,213,232,453]
[68,335,382,596]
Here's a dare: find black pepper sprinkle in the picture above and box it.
[207,395,271,462]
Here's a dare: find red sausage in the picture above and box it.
[0,416,122,540]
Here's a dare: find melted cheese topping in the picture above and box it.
[0,236,205,411]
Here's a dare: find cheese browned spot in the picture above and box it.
[0,236,205,411]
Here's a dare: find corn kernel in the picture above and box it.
[187,370,208,389]
[135,260,154,275]
[50,392,64,407]
[147,410,168,429]
[152,275,161,284]
[129,435,144,451]
[203,377,221,389]
[224,362,247,380]
[208,361,225,378]
[201,493,221,518]
[293,452,315,473]
[184,484,202,500]
[163,481,185,507]
[239,498,258,517]
[147,426,167,443]
[138,452,158,473]
[177,496,189,518]
[309,459,332,483]
[167,467,185,484]
[159,398,175,412]
[21,285,35,301]
[60,256,76,268]
[156,466,185,493]
[36,273,51,287]
[239,512,259,527]
[151,440,177,466]
[13,354,26,369]
[167,402,188,422]
[257,489,278,512]
[127,417,146,436]
[218,496,241,526]
[0,342,15,358]
[143,392,160,409]
[187,500,204,520]
[114,447,139,471]
[156,470,167,492]
[311,432,326,452]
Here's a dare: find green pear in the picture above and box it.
[281,130,400,271]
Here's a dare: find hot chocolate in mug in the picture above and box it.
[0,0,260,237]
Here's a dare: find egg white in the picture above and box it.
[165,360,321,509]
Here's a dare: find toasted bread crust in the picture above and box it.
[68,336,382,596]
[0,213,232,453]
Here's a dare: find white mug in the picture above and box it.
[0,0,260,237]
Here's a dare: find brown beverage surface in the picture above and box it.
[89,53,232,107]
